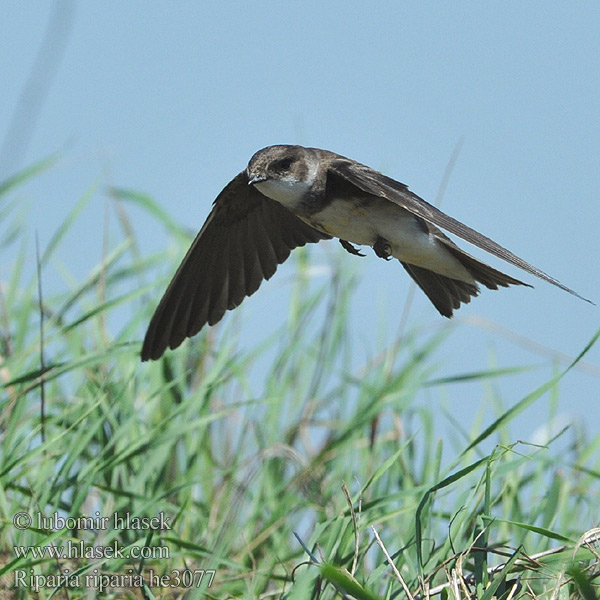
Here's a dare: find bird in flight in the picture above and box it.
[141,144,591,360]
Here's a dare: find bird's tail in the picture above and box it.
[401,246,529,317]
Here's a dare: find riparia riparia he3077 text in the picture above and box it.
[141,144,591,361]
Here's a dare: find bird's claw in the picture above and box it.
[373,237,392,261]
[340,239,366,257]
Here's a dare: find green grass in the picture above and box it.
[1,158,599,599]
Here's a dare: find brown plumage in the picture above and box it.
[141,145,591,360]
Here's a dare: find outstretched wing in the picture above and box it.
[327,158,591,303]
[141,172,331,360]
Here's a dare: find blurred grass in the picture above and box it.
[0,159,599,599]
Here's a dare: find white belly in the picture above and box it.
[306,198,475,283]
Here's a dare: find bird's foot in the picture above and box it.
[373,237,392,261]
[340,239,366,257]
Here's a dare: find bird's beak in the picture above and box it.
[248,174,267,186]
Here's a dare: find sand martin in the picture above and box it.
[141,144,590,360]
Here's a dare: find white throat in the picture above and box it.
[254,178,311,209]
[254,158,319,210]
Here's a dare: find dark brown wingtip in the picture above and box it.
[140,328,167,362]
[140,330,155,362]
[140,344,160,362]
[140,347,151,362]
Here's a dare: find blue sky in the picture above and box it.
[1,2,599,445]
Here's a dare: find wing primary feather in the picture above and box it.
[243,210,267,296]
[226,219,246,309]
[141,172,329,360]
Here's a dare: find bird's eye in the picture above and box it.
[276,157,293,171]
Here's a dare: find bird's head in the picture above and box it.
[246,145,318,207]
